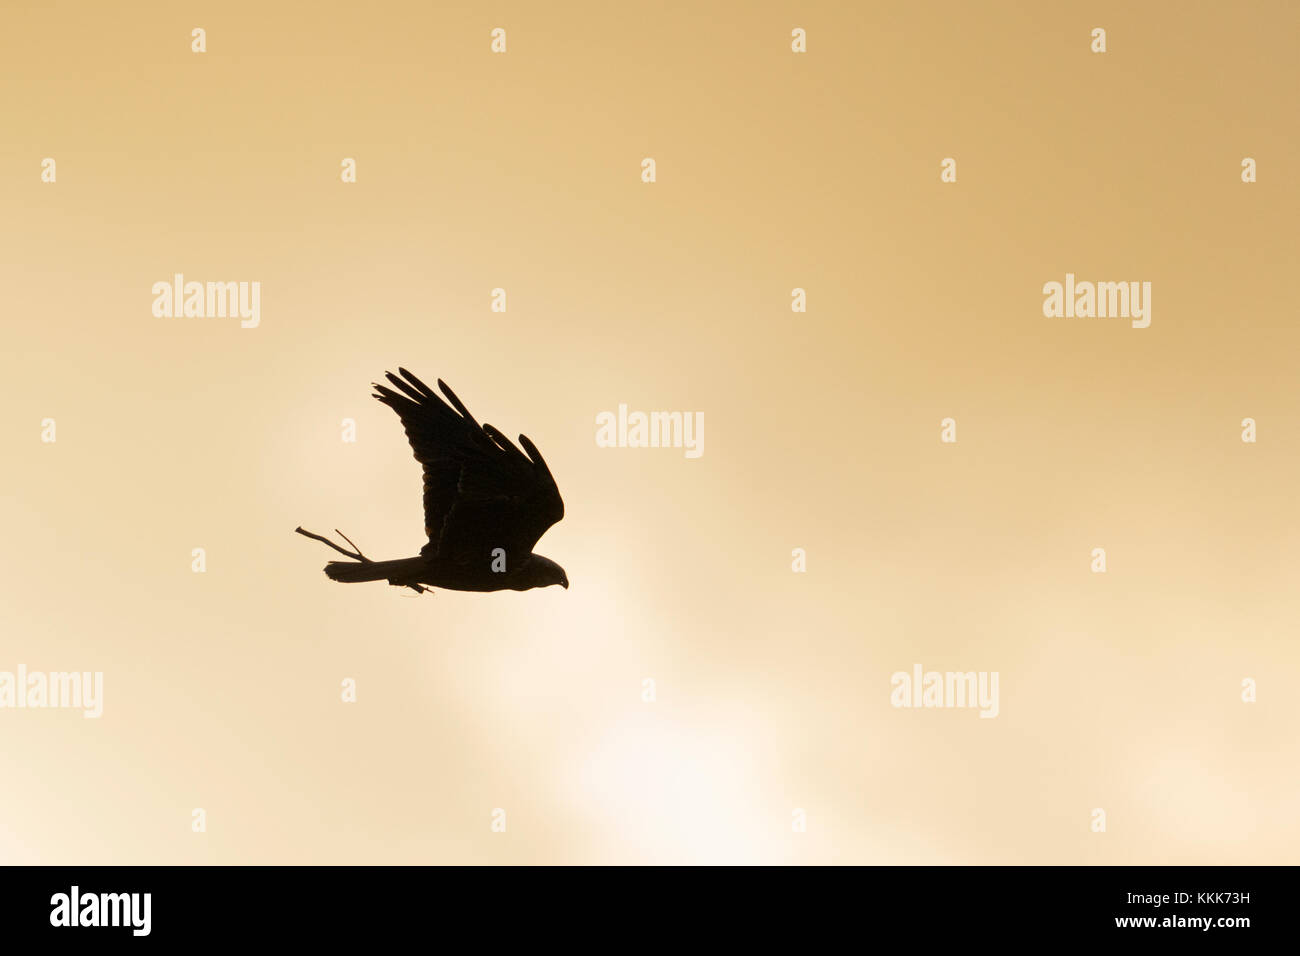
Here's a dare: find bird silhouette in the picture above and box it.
[296,368,567,595]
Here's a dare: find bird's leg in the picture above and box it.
[293,527,430,595]
[387,575,432,595]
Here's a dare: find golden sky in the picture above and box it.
[1,0,1297,864]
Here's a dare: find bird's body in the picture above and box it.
[298,368,568,595]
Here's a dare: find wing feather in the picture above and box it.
[372,369,564,564]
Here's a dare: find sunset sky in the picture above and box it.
[1,0,1297,865]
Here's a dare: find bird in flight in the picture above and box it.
[296,368,567,595]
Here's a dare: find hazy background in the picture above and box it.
[1,0,1297,864]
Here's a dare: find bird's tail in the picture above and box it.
[324,557,424,584]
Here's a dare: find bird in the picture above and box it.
[295,368,567,595]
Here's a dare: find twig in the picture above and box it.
[294,526,371,562]
[334,529,366,557]
[294,526,430,595]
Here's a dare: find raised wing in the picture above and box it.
[372,368,564,564]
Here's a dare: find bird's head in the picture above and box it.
[521,554,568,590]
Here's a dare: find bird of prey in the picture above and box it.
[296,368,567,595]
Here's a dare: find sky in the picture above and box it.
[1,0,1297,864]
